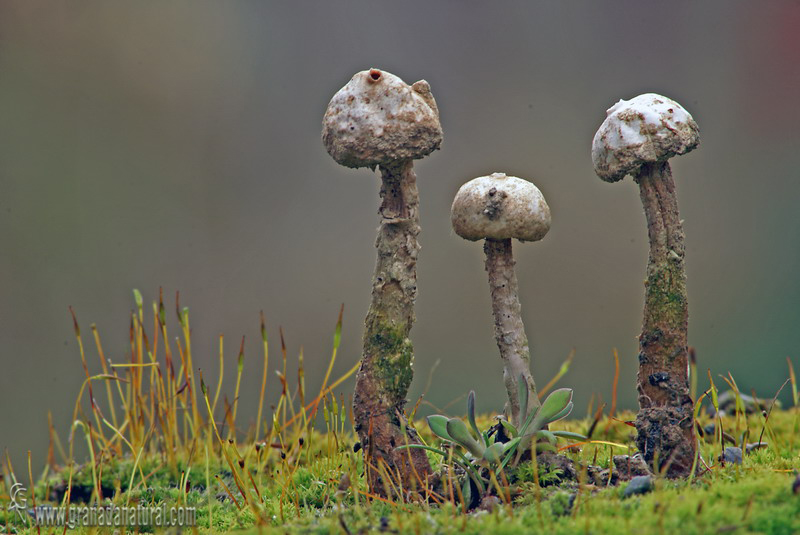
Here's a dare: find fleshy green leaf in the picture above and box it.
[519,403,539,437]
[446,418,484,457]
[547,402,574,424]
[503,437,522,453]
[467,391,481,442]
[535,429,557,445]
[426,415,452,441]
[462,478,472,507]
[500,419,519,438]
[482,443,505,464]
[539,388,573,422]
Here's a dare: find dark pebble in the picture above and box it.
[623,475,654,498]
[720,447,743,465]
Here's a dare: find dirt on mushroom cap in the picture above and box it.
[321,69,442,169]
[592,93,700,183]
[451,173,551,242]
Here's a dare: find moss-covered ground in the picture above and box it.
[1,292,798,534]
[3,409,798,534]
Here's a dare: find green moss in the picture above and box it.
[13,294,796,535]
[515,461,564,486]
[644,260,688,349]
[13,409,800,534]
[366,322,414,401]
[548,490,574,517]
[646,261,685,308]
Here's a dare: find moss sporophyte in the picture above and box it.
[3,292,799,534]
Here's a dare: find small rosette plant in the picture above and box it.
[400,380,584,503]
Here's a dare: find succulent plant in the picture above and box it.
[399,382,583,505]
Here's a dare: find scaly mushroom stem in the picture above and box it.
[483,238,540,428]
[354,159,431,493]
[634,161,696,477]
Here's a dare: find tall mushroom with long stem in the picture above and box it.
[451,173,551,428]
[592,93,700,477]
[322,68,442,493]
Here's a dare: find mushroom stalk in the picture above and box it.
[592,93,700,477]
[322,68,442,494]
[354,159,431,491]
[634,161,695,475]
[483,238,540,427]
[451,173,550,429]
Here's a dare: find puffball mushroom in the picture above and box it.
[592,93,699,477]
[451,173,551,428]
[322,68,442,493]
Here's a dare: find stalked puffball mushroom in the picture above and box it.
[592,93,700,477]
[451,173,551,428]
[322,68,442,493]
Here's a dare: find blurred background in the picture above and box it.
[1,1,799,469]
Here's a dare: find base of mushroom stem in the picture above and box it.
[355,406,431,497]
[635,404,696,477]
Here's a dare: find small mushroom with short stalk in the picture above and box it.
[322,68,442,493]
[592,93,700,477]
[451,173,551,428]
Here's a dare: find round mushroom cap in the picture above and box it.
[322,68,443,169]
[592,93,699,183]
[451,173,551,242]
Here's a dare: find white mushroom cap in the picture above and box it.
[592,93,700,183]
[451,173,551,242]
[322,68,443,169]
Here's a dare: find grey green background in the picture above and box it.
[2,2,799,468]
